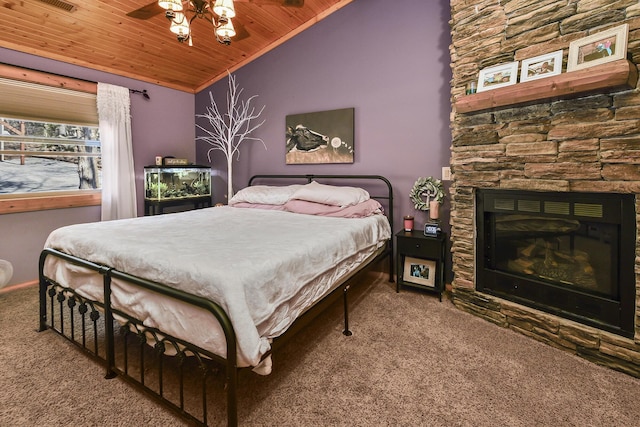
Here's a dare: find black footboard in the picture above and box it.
[39,248,239,426]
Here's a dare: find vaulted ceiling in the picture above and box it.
[0,0,353,93]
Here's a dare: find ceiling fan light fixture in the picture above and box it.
[150,0,243,47]
[213,0,236,19]
[170,12,190,37]
[217,14,229,25]
[157,0,183,12]
[216,19,236,41]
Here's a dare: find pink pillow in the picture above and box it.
[284,199,382,218]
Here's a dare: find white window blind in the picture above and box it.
[0,77,98,126]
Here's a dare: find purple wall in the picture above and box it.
[195,0,453,235]
[0,47,195,285]
[1,0,452,285]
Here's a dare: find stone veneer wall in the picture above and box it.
[448,0,640,377]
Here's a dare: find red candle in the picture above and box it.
[403,215,414,231]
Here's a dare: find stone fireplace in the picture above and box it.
[448,1,640,376]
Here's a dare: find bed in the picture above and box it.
[38,174,394,426]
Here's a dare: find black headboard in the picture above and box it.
[247,174,394,235]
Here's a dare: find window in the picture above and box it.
[0,118,101,193]
[0,65,100,213]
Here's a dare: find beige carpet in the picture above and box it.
[2,270,640,426]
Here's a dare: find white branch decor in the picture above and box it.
[196,72,266,200]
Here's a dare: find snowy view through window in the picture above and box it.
[0,118,101,194]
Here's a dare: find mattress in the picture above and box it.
[43,206,391,373]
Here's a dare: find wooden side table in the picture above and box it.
[396,229,447,301]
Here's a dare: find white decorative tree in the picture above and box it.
[196,72,266,200]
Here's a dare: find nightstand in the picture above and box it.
[396,229,447,300]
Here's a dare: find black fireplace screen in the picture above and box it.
[476,189,635,337]
[494,213,617,298]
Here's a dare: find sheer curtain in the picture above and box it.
[97,83,137,221]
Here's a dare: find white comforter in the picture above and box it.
[43,206,391,372]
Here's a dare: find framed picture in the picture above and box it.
[285,107,354,165]
[477,61,519,92]
[403,256,437,288]
[520,50,563,82]
[567,23,628,72]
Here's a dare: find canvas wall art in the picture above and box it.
[285,107,354,164]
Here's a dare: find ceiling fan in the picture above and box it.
[127,0,304,46]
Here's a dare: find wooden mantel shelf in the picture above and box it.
[455,59,638,114]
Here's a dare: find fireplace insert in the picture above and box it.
[476,189,635,337]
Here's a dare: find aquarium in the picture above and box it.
[144,165,211,201]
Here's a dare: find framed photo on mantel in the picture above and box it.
[520,50,563,82]
[477,61,519,92]
[567,23,629,72]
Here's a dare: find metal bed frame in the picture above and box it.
[38,174,394,426]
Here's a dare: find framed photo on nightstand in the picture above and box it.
[402,256,437,288]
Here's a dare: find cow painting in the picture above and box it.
[286,125,329,152]
[285,108,354,165]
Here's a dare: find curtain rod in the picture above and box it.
[1,63,149,99]
[129,89,150,100]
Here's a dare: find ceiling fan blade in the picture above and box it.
[126,1,165,20]
[235,0,304,7]
[233,21,251,41]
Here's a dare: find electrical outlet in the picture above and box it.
[442,166,451,181]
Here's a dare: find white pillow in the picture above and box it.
[229,184,303,206]
[290,181,370,207]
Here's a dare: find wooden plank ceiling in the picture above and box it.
[0,0,353,93]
